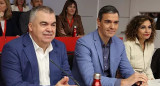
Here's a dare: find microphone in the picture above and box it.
[49,59,80,86]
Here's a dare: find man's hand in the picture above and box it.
[55,76,69,86]
[121,72,148,86]
[139,81,148,86]
[55,76,70,86]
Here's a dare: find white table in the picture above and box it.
[148,79,160,86]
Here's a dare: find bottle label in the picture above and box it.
[73,28,77,37]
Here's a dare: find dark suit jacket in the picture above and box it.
[0,12,21,36]
[19,10,30,35]
[156,14,160,30]
[56,15,84,37]
[1,34,74,86]
[151,48,160,79]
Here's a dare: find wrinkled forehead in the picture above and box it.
[34,11,55,22]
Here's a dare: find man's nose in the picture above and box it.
[110,23,115,29]
[46,25,53,31]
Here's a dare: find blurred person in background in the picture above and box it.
[56,0,84,37]
[11,0,29,12]
[19,0,43,35]
[0,0,20,36]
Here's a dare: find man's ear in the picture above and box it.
[28,23,33,32]
[97,18,100,28]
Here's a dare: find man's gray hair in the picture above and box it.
[29,6,54,22]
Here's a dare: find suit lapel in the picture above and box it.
[0,24,2,36]
[93,30,104,70]
[22,34,39,84]
[63,19,72,33]
[109,37,118,77]
[49,40,58,85]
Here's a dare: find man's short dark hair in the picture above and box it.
[98,5,119,21]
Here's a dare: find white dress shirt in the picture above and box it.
[0,21,5,32]
[30,34,53,85]
[124,38,154,79]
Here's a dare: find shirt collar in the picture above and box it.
[98,33,112,47]
[135,37,149,47]
[29,34,53,53]
[135,37,141,45]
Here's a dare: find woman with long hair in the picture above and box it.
[56,0,84,37]
[0,0,20,36]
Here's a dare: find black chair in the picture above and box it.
[12,11,24,35]
[151,48,160,79]
[0,53,5,86]
[67,51,74,70]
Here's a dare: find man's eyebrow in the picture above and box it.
[39,21,56,25]
[104,20,119,22]
[114,20,119,23]
[52,21,56,24]
[104,20,111,21]
[40,21,47,24]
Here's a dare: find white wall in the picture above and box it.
[130,0,160,18]
[76,0,98,34]
[43,0,65,15]
[155,30,160,49]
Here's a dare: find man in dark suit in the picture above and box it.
[1,6,74,86]
[19,0,43,35]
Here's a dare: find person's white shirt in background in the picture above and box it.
[11,5,29,12]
